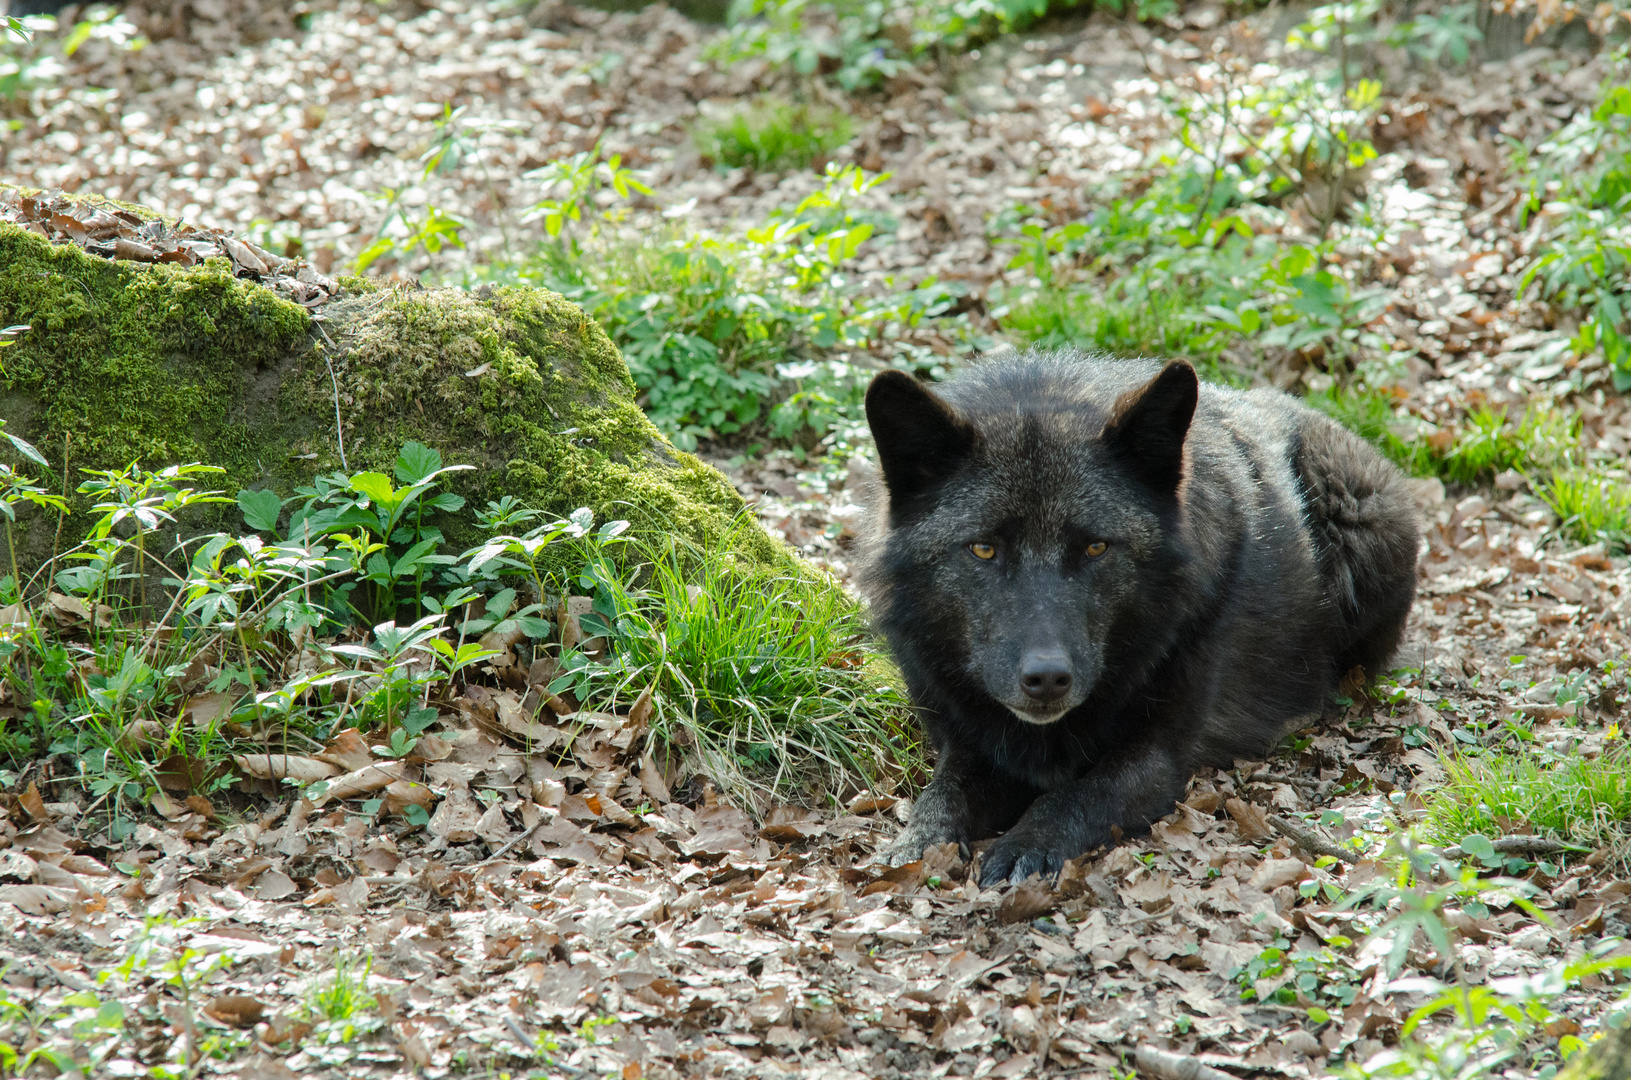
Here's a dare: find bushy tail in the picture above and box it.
[1295,418,1421,682]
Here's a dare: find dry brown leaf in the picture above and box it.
[384,779,436,815]
[257,870,298,900]
[315,727,376,771]
[627,686,654,730]
[1226,797,1274,841]
[848,793,899,815]
[234,754,338,784]
[310,761,407,806]
[998,879,1058,924]
[18,781,49,822]
[180,691,236,729]
[429,788,482,843]
[205,995,265,1028]
[1248,857,1310,891]
[0,883,73,914]
[638,755,672,805]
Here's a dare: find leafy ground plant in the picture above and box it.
[693,95,853,171]
[479,157,979,451]
[550,525,918,804]
[707,0,1092,91]
[1518,60,1631,389]
[1425,740,1631,855]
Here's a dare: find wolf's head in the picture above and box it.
[862,356,1198,726]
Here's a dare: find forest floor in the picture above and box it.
[2,1,1630,1078]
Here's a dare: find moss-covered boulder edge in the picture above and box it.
[0,208,796,580]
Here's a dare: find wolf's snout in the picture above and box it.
[1019,652,1073,702]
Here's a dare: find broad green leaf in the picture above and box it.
[348,472,397,507]
[237,488,283,533]
[394,441,443,484]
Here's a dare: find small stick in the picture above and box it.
[1440,836,1583,860]
[1133,1045,1240,1080]
[1268,813,1357,865]
[470,820,544,867]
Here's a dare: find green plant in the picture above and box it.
[479,161,973,451]
[278,441,472,623]
[708,0,1088,91]
[1541,468,1631,550]
[62,461,231,616]
[694,96,853,171]
[1340,946,1631,1080]
[547,524,919,803]
[0,982,124,1077]
[353,108,484,274]
[3,4,144,103]
[1425,742,1631,855]
[307,953,377,1023]
[525,144,652,241]
[996,183,1384,374]
[1436,406,1577,486]
[1231,931,1361,1010]
[1519,64,1631,389]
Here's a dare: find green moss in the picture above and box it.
[0,226,313,565]
[0,214,794,578]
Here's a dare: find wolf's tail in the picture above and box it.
[1294,418,1422,683]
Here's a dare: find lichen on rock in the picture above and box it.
[0,210,790,578]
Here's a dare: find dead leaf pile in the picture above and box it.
[0,187,339,309]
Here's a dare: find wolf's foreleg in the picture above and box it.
[977,743,1187,885]
[881,742,1033,866]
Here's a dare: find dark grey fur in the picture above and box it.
[857,350,1420,885]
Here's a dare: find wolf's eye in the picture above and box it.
[1085,541,1108,558]
[969,542,997,561]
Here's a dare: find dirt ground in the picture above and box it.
[2,1,1629,1077]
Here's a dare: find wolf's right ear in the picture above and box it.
[1102,360,1198,494]
[866,371,975,507]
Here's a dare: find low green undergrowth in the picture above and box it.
[1540,468,1631,549]
[1425,743,1631,855]
[474,155,981,452]
[707,0,1098,92]
[693,96,853,171]
[552,529,918,803]
[1518,58,1631,391]
[0,437,912,828]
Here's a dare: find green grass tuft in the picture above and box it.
[1539,468,1631,551]
[693,98,853,172]
[1001,286,1226,372]
[573,526,920,807]
[1424,743,1631,854]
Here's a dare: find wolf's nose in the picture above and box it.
[1019,653,1073,702]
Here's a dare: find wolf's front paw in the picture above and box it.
[878,820,966,867]
[978,827,1081,886]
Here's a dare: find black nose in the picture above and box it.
[1019,652,1073,702]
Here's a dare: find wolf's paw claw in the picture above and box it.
[978,835,1069,887]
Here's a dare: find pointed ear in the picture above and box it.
[866,371,975,509]
[1101,360,1198,493]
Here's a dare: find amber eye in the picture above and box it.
[1085,541,1108,558]
[969,542,997,561]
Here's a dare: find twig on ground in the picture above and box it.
[502,1016,595,1078]
[1440,836,1584,860]
[1133,1045,1241,1080]
[472,821,543,866]
[1268,813,1358,864]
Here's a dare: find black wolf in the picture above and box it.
[859,351,1419,885]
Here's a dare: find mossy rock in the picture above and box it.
[0,209,793,583]
[1559,1022,1631,1080]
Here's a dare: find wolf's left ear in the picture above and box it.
[1102,360,1198,493]
[866,370,975,508]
